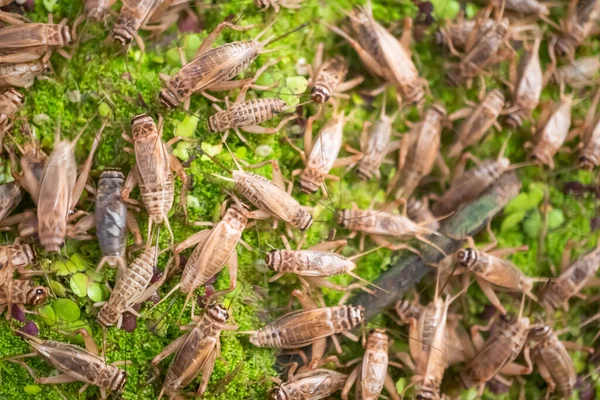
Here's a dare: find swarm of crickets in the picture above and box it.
[0,0,599,398]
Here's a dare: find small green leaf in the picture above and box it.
[24,385,42,395]
[460,387,478,400]
[501,211,527,233]
[166,48,181,67]
[395,378,406,394]
[172,141,192,161]
[279,87,298,107]
[87,283,109,302]
[200,142,222,160]
[53,299,81,323]
[504,193,532,214]
[175,115,199,138]
[85,268,105,283]
[49,280,67,297]
[225,282,242,299]
[184,34,202,61]
[285,76,308,95]
[527,183,546,209]
[70,253,90,272]
[432,0,460,19]
[523,210,542,239]
[70,273,89,298]
[186,195,200,211]
[38,305,56,326]
[51,260,77,276]
[255,70,284,88]
[42,0,57,12]
[547,208,565,229]
[98,102,113,119]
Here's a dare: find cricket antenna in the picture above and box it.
[196,144,232,174]
[265,23,310,47]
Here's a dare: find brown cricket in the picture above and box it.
[0,12,73,63]
[432,140,512,217]
[436,13,495,53]
[0,60,48,88]
[327,1,426,105]
[151,303,237,398]
[528,93,572,169]
[97,244,160,328]
[268,366,348,400]
[0,89,24,150]
[406,197,440,232]
[555,56,600,88]
[446,15,514,86]
[156,197,267,317]
[112,0,164,48]
[244,289,363,368]
[308,43,363,105]
[575,90,600,169]
[159,21,306,109]
[0,279,47,318]
[34,122,103,252]
[121,114,188,243]
[208,59,295,145]
[0,242,36,286]
[341,329,399,400]
[212,156,313,233]
[387,103,447,199]
[355,100,399,181]
[255,0,304,12]
[453,238,541,315]
[448,88,504,157]
[337,199,444,254]
[0,182,22,222]
[553,0,600,59]
[539,245,600,311]
[15,330,128,398]
[490,0,550,16]
[83,0,117,20]
[288,110,362,195]
[504,34,544,129]
[266,236,382,295]
[459,313,533,394]
[528,324,576,399]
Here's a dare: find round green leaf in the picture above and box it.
[174,115,199,138]
[85,268,105,283]
[38,304,56,326]
[24,385,42,395]
[547,209,565,229]
[98,102,113,119]
[166,48,181,67]
[49,280,67,297]
[70,273,89,298]
[500,211,527,233]
[523,210,542,239]
[184,34,202,61]
[70,253,90,272]
[279,87,298,107]
[504,193,532,214]
[173,141,192,161]
[53,299,81,323]
[186,195,200,211]
[51,259,77,276]
[285,76,308,95]
[87,282,109,303]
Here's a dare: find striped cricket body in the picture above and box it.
[97,245,156,327]
[539,246,600,310]
[460,316,531,388]
[249,305,364,349]
[208,98,287,132]
[432,158,510,216]
[529,325,576,398]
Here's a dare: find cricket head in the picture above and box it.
[207,303,229,324]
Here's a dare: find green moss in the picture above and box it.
[0,0,599,399]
